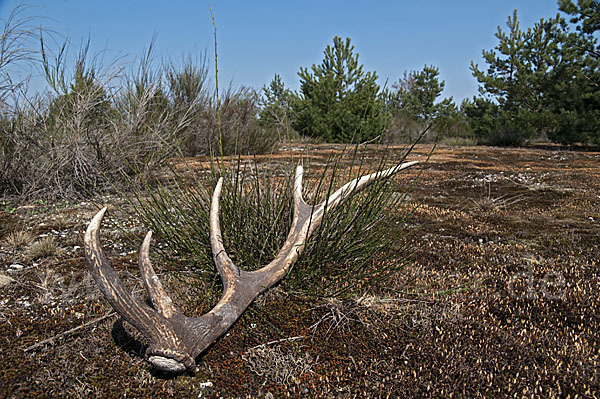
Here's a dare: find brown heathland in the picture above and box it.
[0,144,598,397]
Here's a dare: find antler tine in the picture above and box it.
[209,177,241,292]
[313,160,420,219]
[254,161,419,284]
[293,165,311,217]
[85,207,194,373]
[85,208,164,338]
[138,231,181,319]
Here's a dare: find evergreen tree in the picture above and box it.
[559,0,600,40]
[552,0,600,143]
[258,73,293,132]
[292,36,390,143]
[389,65,456,122]
[467,5,600,145]
[467,10,542,144]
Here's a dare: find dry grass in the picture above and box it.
[470,182,526,212]
[48,213,72,231]
[26,236,62,260]
[3,230,34,250]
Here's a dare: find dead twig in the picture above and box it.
[249,335,305,350]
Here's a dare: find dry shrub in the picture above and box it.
[0,24,280,200]
[0,41,176,199]
[34,268,96,305]
[178,86,279,156]
[0,61,278,200]
[383,113,474,145]
[408,301,463,330]
[382,114,435,144]
[309,295,404,337]
[48,213,71,230]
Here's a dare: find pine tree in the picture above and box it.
[389,65,456,122]
[559,0,600,40]
[466,10,538,144]
[466,5,600,145]
[292,36,390,143]
[553,0,600,143]
[258,73,293,132]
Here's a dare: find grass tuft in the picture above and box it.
[243,345,315,385]
[26,236,63,260]
[4,230,34,250]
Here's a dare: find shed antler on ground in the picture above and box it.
[84,161,418,373]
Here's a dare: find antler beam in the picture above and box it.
[84,161,418,373]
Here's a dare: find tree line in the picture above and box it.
[260,0,599,146]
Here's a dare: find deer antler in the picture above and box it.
[84,161,418,373]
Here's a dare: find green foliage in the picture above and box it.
[389,65,456,122]
[258,73,294,134]
[131,149,416,298]
[468,5,600,145]
[559,0,600,36]
[385,65,466,144]
[44,43,114,137]
[552,0,600,143]
[292,37,391,143]
[468,10,545,145]
[462,97,539,146]
[165,53,210,109]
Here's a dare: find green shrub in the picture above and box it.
[130,146,418,298]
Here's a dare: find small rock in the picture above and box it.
[197,381,213,398]
[0,274,14,288]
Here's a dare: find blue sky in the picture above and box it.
[0,0,562,102]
